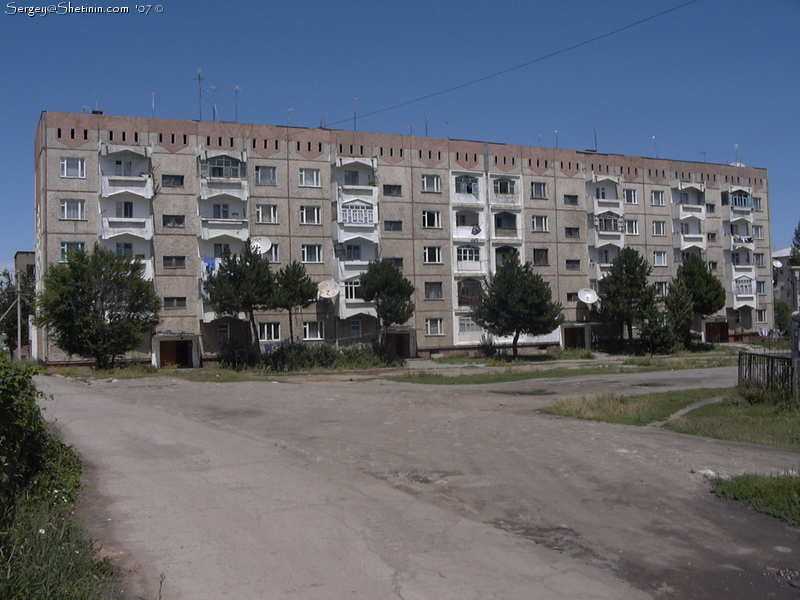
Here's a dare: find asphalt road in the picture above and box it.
[37,366,800,599]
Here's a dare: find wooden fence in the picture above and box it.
[737,351,794,394]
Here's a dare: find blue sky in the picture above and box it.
[1,0,798,272]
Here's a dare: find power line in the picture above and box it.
[325,0,700,129]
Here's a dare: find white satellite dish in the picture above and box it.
[577,288,599,305]
[317,280,340,299]
[773,260,783,268]
[251,237,272,254]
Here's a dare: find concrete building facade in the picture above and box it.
[33,111,774,365]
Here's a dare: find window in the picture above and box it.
[533,248,549,266]
[162,174,184,187]
[705,203,715,213]
[301,244,323,263]
[531,182,547,198]
[594,187,607,199]
[457,245,480,262]
[707,232,717,242]
[493,178,515,195]
[731,252,742,266]
[756,280,767,296]
[754,253,765,267]
[564,194,579,206]
[565,227,580,238]
[532,215,549,232]
[344,279,363,300]
[424,282,443,300]
[350,320,362,340]
[344,170,359,185]
[212,203,229,219]
[756,309,767,323]
[345,244,361,261]
[115,160,132,176]
[255,165,277,185]
[455,175,478,194]
[213,243,230,258]
[218,323,230,345]
[422,211,441,228]
[300,205,321,225]
[299,168,321,187]
[567,292,579,302]
[265,244,280,263]
[752,197,763,212]
[679,192,689,204]
[423,246,442,264]
[202,156,245,178]
[679,222,690,235]
[60,157,85,178]
[383,184,402,196]
[256,204,278,224]
[163,256,185,269]
[597,215,618,232]
[625,220,639,235]
[163,297,187,309]
[457,279,481,306]
[623,189,637,204]
[60,199,85,220]
[708,261,718,271]
[458,316,481,334]
[753,225,764,240]
[421,174,441,193]
[163,214,185,228]
[59,241,84,262]
[303,321,324,340]
[387,257,403,270]
[565,259,580,270]
[384,220,402,231]
[116,201,133,218]
[654,281,669,297]
[652,221,666,236]
[259,322,280,342]
[425,318,444,336]
[653,251,667,267]
[650,190,664,206]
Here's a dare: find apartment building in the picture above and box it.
[33,111,773,365]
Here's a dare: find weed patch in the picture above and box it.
[711,472,800,525]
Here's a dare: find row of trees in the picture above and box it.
[24,238,731,368]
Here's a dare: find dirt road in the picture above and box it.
[38,367,800,599]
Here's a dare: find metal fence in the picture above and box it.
[737,351,794,394]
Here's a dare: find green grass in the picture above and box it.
[1,426,121,600]
[666,397,800,451]
[711,472,800,525]
[544,388,728,426]
[390,365,627,385]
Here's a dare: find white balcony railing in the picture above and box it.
[588,228,624,248]
[200,218,249,241]
[100,175,153,199]
[588,196,623,216]
[200,178,248,201]
[672,203,706,221]
[673,232,707,251]
[101,216,153,240]
[723,205,754,224]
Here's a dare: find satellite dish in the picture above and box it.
[251,237,272,254]
[317,280,340,299]
[773,260,783,268]
[578,288,599,305]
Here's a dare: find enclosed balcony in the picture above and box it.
[334,199,379,244]
[588,214,624,248]
[730,276,757,310]
[454,244,484,274]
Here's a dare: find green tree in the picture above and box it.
[273,261,317,341]
[790,218,800,267]
[665,277,695,349]
[774,300,792,334]
[0,269,34,353]
[359,259,415,342]
[638,302,675,356]
[36,244,160,369]
[470,251,564,358]
[204,240,275,350]
[675,254,726,317]
[598,247,654,341]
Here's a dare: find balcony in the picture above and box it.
[200,218,249,241]
[589,261,613,281]
[730,277,757,310]
[338,183,378,203]
[588,196,623,216]
[100,174,153,199]
[725,234,755,252]
[588,228,624,249]
[452,191,481,205]
[494,226,519,239]
[200,178,248,202]
[673,232,707,251]
[672,203,706,221]
[101,216,153,240]
[723,205,754,224]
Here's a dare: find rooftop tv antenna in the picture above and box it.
[94,94,100,112]
[424,114,429,137]
[699,151,707,163]
[286,108,293,126]
[209,85,220,122]
[555,130,559,149]
[353,95,357,131]
[320,111,327,128]
[652,135,659,159]
[233,86,240,123]
[151,91,156,118]
[593,128,598,152]
[195,69,204,121]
